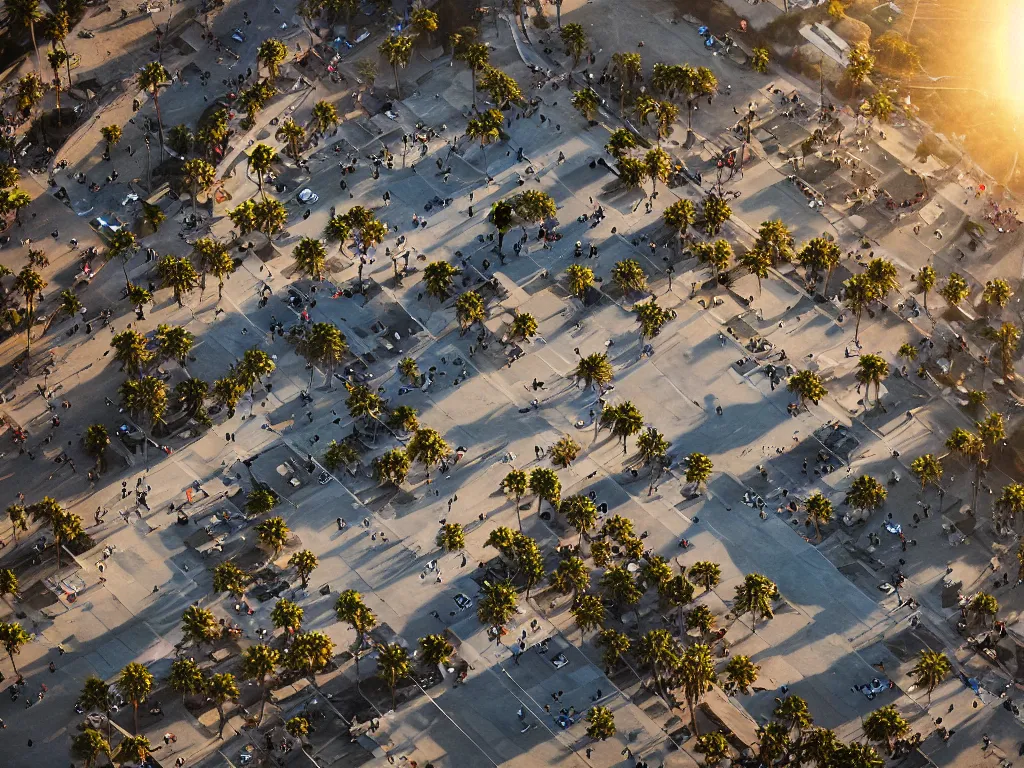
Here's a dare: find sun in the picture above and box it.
[993,0,1024,113]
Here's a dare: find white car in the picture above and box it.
[297,188,319,204]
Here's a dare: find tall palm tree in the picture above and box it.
[247,143,278,198]
[377,643,411,711]
[157,255,199,307]
[12,266,44,355]
[79,676,113,741]
[570,594,606,639]
[335,590,376,681]
[115,735,152,766]
[71,729,111,768]
[275,118,306,161]
[4,0,42,73]
[310,100,340,136]
[207,672,240,737]
[168,657,205,706]
[803,492,833,541]
[117,661,154,733]
[458,42,489,109]
[734,573,779,626]
[0,620,29,676]
[678,643,717,735]
[7,504,27,543]
[855,354,889,410]
[138,62,170,157]
[181,158,216,220]
[378,35,413,98]
[637,628,681,699]
[46,47,68,125]
[297,321,347,389]
[862,706,909,754]
[501,469,528,530]
[257,38,288,82]
[910,650,951,703]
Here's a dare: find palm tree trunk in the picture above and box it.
[153,91,165,161]
[471,68,477,110]
[133,701,139,734]
[29,21,40,75]
[24,300,33,355]
[393,64,401,99]
[54,78,61,127]
[823,266,833,296]
[7,650,18,676]
[62,42,72,86]
[855,309,863,343]
[515,495,523,532]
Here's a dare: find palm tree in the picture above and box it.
[238,645,279,726]
[246,143,278,199]
[915,264,937,311]
[940,272,970,310]
[180,604,221,650]
[702,193,732,236]
[501,469,528,530]
[374,448,411,486]
[969,592,998,626]
[0,621,29,678]
[138,62,170,156]
[376,643,410,711]
[466,107,503,171]
[983,278,1013,310]
[379,35,413,98]
[663,199,696,254]
[992,322,1021,378]
[723,655,760,695]
[207,672,239,737]
[12,266,43,355]
[335,590,376,679]
[0,569,15,612]
[734,573,779,626]
[591,630,627,674]
[285,549,318,590]
[695,732,731,766]
[419,634,455,668]
[477,581,518,641]
[910,454,942,497]
[787,370,827,410]
[46,46,68,125]
[256,516,290,559]
[436,522,466,554]
[528,467,561,516]
[606,127,638,159]
[457,42,489,110]
[111,329,153,377]
[168,657,206,706]
[910,649,951,703]
[797,236,841,294]
[406,427,450,483]
[855,353,889,410]
[574,352,613,392]
[155,324,195,366]
[117,661,154,733]
[678,643,717,734]
[584,705,616,742]
[508,311,538,342]
[245,488,277,517]
[571,85,599,122]
[565,264,595,299]
[560,495,597,547]
[549,435,581,468]
[119,376,168,428]
[276,118,306,161]
[320,441,357,474]
[78,676,113,741]
[803,492,833,541]
[5,0,42,73]
[454,291,486,334]
[997,483,1024,528]
[599,402,645,454]
[689,561,721,593]
[684,452,714,491]
[272,598,304,633]
[635,299,671,343]
[181,158,216,219]
[212,561,248,599]
[115,735,152,765]
[568,595,604,640]
[558,22,588,73]
[846,474,887,514]
[157,255,199,307]
[423,261,461,301]
[257,38,288,81]
[285,631,336,681]
[480,65,525,108]
[862,705,908,754]
[398,357,420,385]
[310,99,340,136]
[946,427,984,509]
[600,565,642,624]
[6,504,26,543]
[550,556,590,599]
[71,728,111,768]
